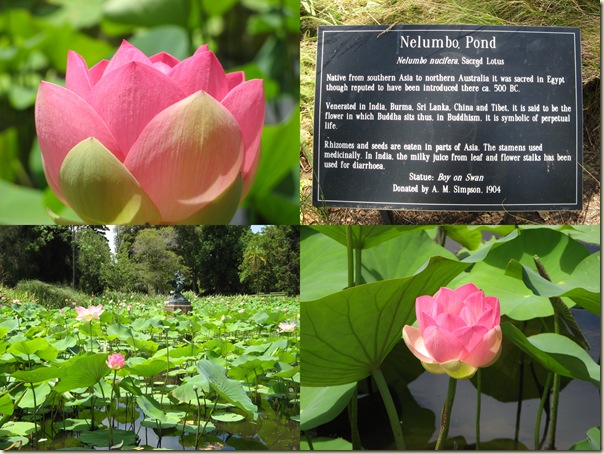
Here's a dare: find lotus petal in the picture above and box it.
[59,138,161,224]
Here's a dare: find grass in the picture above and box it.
[300,0,600,225]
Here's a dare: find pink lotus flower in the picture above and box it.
[74,304,104,321]
[278,322,297,332]
[106,353,125,370]
[35,40,265,224]
[402,283,502,380]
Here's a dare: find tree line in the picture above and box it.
[0,225,299,296]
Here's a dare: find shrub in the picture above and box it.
[14,280,89,310]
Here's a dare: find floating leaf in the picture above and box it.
[211,412,245,422]
[79,428,137,448]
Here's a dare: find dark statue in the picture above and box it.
[166,271,190,307]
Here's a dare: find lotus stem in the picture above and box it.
[534,372,553,450]
[475,368,481,449]
[533,256,561,449]
[346,226,354,288]
[348,384,362,449]
[372,366,406,450]
[304,430,315,450]
[354,246,362,287]
[435,376,457,450]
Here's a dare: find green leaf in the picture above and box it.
[310,225,423,249]
[79,428,137,447]
[126,358,168,378]
[441,226,484,250]
[54,353,110,393]
[300,437,352,450]
[197,360,258,420]
[300,383,356,431]
[16,382,51,409]
[0,180,53,224]
[211,411,245,422]
[130,26,190,60]
[501,322,600,386]
[201,0,238,16]
[171,375,209,403]
[11,366,60,384]
[0,421,37,437]
[0,393,14,416]
[451,228,591,320]
[570,427,600,450]
[8,338,57,361]
[104,0,191,28]
[301,256,469,386]
[301,227,456,300]
[249,106,299,198]
[505,252,600,316]
[136,395,184,424]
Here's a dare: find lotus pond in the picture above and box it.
[0,294,300,450]
[300,225,600,450]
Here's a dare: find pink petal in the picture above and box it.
[151,52,181,74]
[416,306,437,333]
[402,325,436,364]
[453,283,481,299]
[103,40,152,76]
[221,79,265,199]
[89,60,108,86]
[194,45,209,55]
[416,295,435,316]
[169,50,228,100]
[88,61,186,154]
[423,325,467,362]
[486,296,500,323]
[463,326,503,368]
[435,312,466,333]
[459,306,477,325]
[35,82,122,201]
[435,287,465,315]
[150,52,180,68]
[475,307,495,329]
[226,71,246,90]
[462,291,485,320]
[65,51,92,99]
[124,91,244,223]
[452,324,489,353]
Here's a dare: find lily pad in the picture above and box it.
[211,411,245,422]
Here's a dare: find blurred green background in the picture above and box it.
[0,0,300,225]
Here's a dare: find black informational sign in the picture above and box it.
[312,25,582,211]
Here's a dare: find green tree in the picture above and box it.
[130,227,186,294]
[239,226,299,294]
[101,245,136,293]
[74,228,111,294]
[0,226,72,286]
[195,226,251,294]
